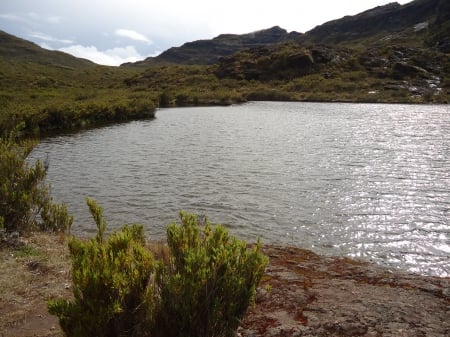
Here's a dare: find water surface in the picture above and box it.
[30,102,450,276]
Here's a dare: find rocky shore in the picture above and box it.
[1,235,449,337]
[240,246,450,337]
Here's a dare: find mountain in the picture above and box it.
[0,30,94,68]
[125,0,448,67]
[125,26,302,66]
[304,0,441,44]
[212,0,449,102]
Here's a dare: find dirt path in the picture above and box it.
[0,233,71,337]
[1,235,449,337]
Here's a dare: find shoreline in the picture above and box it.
[1,233,449,337]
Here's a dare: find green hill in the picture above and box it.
[0,30,94,68]
[0,30,155,136]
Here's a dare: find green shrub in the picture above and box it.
[48,198,155,337]
[0,135,41,232]
[159,90,174,107]
[154,212,268,337]
[246,88,294,101]
[49,207,268,337]
[40,201,73,233]
[0,127,72,233]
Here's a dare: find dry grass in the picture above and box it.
[0,232,71,337]
[0,232,171,337]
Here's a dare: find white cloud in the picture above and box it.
[25,12,62,24]
[27,12,40,20]
[0,13,21,21]
[29,31,73,44]
[45,16,63,24]
[115,29,152,44]
[59,44,144,66]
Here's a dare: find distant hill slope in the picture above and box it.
[125,26,302,66]
[125,0,448,67]
[0,30,94,68]
[212,0,449,102]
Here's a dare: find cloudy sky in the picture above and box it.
[1,0,412,66]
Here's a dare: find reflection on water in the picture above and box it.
[29,102,450,276]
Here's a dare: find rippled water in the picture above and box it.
[29,102,450,276]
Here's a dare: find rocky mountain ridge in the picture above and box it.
[126,26,302,66]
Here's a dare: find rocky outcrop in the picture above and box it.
[215,44,350,81]
[239,246,450,337]
[392,61,430,79]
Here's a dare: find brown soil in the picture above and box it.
[0,233,71,337]
[1,234,449,337]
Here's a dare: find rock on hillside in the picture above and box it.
[215,44,349,81]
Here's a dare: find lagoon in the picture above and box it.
[30,102,450,276]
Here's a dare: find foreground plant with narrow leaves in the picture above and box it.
[48,202,268,337]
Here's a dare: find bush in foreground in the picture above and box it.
[48,203,268,337]
[0,126,72,234]
[48,198,155,337]
[155,212,268,337]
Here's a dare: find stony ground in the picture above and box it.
[1,234,449,337]
[239,246,450,337]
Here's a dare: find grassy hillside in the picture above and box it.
[0,30,94,67]
[0,31,158,136]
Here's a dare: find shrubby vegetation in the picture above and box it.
[0,57,157,136]
[48,198,155,337]
[0,126,72,234]
[156,212,267,337]
[48,202,268,337]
